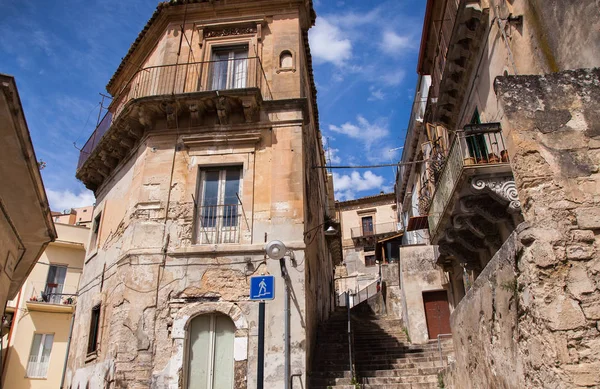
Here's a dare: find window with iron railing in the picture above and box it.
[195,167,242,244]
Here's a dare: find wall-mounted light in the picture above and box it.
[304,221,339,245]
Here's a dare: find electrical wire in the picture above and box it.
[313,159,432,169]
[72,102,102,149]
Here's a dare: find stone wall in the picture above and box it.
[495,68,600,389]
[443,225,522,389]
[445,68,600,389]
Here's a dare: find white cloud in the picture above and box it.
[46,188,95,212]
[328,116,389,149]
[379,69,406,86]
[333,171,386,200]
[368,87,385,101]
[309,17,352,66]
[379,31,413,56]
[326,148,342,164]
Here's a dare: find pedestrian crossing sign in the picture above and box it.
[250,275,275,300]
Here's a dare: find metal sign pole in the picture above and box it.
[257,301,265,389]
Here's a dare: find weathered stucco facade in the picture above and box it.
[0,74,56,327]
[67,1,339,388]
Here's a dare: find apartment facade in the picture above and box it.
[2,222,88,389]
[52,206,95,228]
[396,0,599,387]
[67,1,340,388]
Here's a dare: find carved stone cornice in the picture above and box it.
[205,26,257,38]
[471,177,521,212]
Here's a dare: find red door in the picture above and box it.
[423,290,451,339]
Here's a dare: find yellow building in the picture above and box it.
[2,222,88,389]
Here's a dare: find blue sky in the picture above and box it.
[0,0,425,210]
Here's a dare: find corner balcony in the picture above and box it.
[427,123,522,269]
[76,57,272,191]
[351,221,403,245]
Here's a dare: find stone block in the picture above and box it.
[566,244,595,260]
[564,362,600,386]
[581,297,600,320]
[570,229,596,243]
[528,242,558,268]
[567,264,595,299]
[575,207,600,229]
[545,294,587,331]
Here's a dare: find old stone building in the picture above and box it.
[67,1,341,388]
[396,0,600,388]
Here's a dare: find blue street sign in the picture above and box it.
[250,275,275,301]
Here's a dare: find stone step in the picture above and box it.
[311,384,439,389]
[311,374,438,386]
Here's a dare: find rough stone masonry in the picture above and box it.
[443,68,600,389]
[502,68,599,388]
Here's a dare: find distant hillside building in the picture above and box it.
[52,206,94,228]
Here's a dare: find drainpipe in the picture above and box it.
[280,259,290,389]
[60,308,76,389]
[1,289,21,382]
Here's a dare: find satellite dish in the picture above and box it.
[265,240,287,260]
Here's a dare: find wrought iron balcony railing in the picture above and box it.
[427,123,510,237]
[26,281,78,306]
[195,204,242,244]
[350,222,402,239]
[77,56,273,169]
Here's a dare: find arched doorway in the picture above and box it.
[187,313,235,389]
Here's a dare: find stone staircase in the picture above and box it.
[310,307,453,389]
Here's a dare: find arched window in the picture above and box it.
[187,313,235,389]
[280,51,293,68]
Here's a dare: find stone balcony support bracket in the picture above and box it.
[471,177,521,213]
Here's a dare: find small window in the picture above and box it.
[365,255,376,267]
[87,304,101,355]
[280,51,293,68]
[195,167,242,244]
[27,333,54,378]
[90,212,102,250]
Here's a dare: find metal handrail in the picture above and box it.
[437,333,452,367]
[78,56,272,169]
